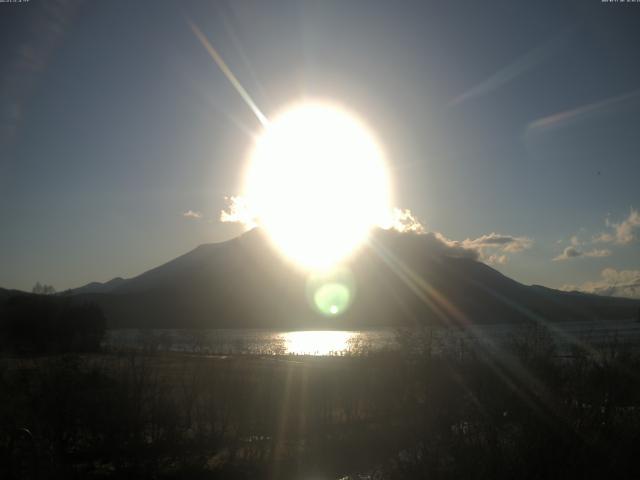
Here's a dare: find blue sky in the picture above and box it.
[1,0,639,295]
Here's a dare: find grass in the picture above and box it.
[2,324,640,479]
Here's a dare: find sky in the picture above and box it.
[1,0,639,296]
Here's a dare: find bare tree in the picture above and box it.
[32,282,56,295]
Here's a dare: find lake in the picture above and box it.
[104,319,640,356]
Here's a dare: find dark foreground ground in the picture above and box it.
[2,325,640,480]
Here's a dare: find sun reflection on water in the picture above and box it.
[280,330,355,356]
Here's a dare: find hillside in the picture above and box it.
[68,229,640,329]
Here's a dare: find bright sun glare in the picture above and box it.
[282,330,354,355]
[244,102,391,270]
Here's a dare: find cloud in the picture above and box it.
[593,233,614,244]
[421,232,533,265]
[554,245,582,261]
[553,245,612,261]
[388,208,426,234]
[554,230,615,261]
[385,210,531,264]
[461,233,533,253]
[218,200,529,265]
[594,208,640,245]
[526,88,640,137]
[486,254,508,265]
[585,249,612,258]
[610,209,640,244]
[219,201,426,234]
[426,232,480,261]
[416,231,531,264]
[562,268,640,299]
[182,210,203,219]
[380,229,478,261]
[450,28,574,107]
[220,196,257,229]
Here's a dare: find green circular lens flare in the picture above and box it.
[313,282,351,316]
[306,266,356,317]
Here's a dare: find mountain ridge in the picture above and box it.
[63,228,639,329]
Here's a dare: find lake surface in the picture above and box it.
[105,319,640,356]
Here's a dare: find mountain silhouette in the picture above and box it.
[68,228,640,329]
[70,277,126,295]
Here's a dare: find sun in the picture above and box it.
[244,101,391,270]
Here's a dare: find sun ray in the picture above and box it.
[188,19,269,127]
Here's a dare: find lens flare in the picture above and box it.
[313,283,350,316]
[306,267,355,316]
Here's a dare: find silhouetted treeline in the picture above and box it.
[31,282,56,295]
[1,325,640,479]
[0,294,106,353]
